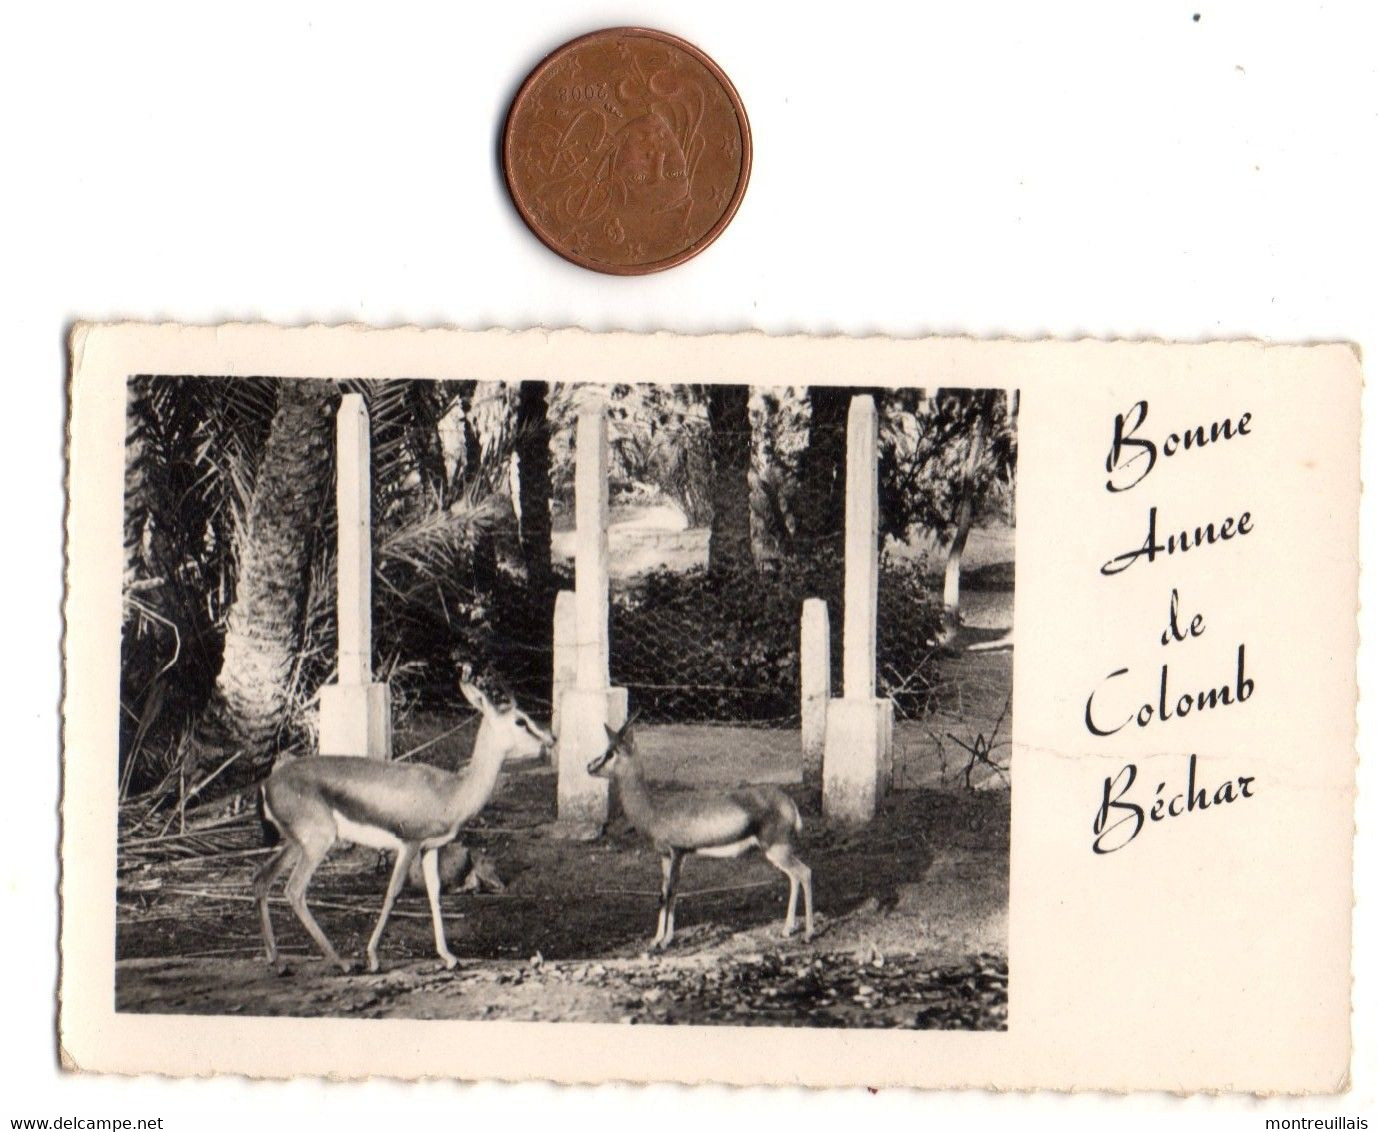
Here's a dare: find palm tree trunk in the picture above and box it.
[458,382,499,593]
[797,385,849,552]
[182,379,337,787]
[515,381,553,601]
[706,384,754,578]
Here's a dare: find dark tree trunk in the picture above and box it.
[459,381,482,484]
[181,379,337,789]
[706,384,755,578]
[797,386,851,551]
[458,381,498,592]
[515,381,553,601]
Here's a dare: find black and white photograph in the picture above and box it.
[114,373,1015,1028]
[14,3,1375,1127]
[57,323,1362,1093]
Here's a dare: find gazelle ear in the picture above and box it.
[459,678,489,713]
[493,673,517,709]
[603,723,620,742]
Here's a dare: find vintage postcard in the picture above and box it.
[61,323,1359,1091]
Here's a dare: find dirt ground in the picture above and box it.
[117,774,1007,1027]
[117,713,1010,1028]
[116,531,1013,1029]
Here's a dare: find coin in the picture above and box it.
[502,27,751,275]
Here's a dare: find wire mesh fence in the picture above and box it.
[884,536,1014,793]
[403,382,1013,793]
[597,403,849,783]
[119,374,1013,797]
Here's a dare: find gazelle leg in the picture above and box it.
[421,846,459,970]
[652,850,681,949]
[764,844,797,937]
[366,843,416,973]
[663,850,684,948]
[252,842,297,968]
[651,860,668,947]
[765,844,814,941]
[283,833,352,973]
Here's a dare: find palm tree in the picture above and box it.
[122,375,279,793]
[179,379,338,786]
[705,384,754,577]
[122,375,519,809]
[515,381,553,601]
[797,385,849,550]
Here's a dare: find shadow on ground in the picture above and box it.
[116,769,1008,1026]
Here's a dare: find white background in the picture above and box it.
[4,0,1375,1126]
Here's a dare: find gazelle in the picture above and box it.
[253,676,553,974]
[587,716,814,949]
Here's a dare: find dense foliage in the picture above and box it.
[610,553,944,723]
[119,377,1012,801]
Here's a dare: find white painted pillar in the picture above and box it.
[823,394,894,822]
[551,589,577,740]
[337,394,372,687]
[556,395,627,829]
[575,405,611,689]
[842,397,879,700]
[318,394,392,757]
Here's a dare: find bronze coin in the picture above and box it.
[502,27,751,275]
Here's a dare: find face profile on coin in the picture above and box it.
[502,28,751,275]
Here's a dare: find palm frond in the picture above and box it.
[377,491,507,574]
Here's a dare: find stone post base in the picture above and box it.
[822,696,894,824]
[556,686,628,831]
[318,682,393,758]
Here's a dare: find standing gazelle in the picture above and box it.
[254,676,553,974]
[588,716,814,948]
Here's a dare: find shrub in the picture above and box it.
[607,553,943,724]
